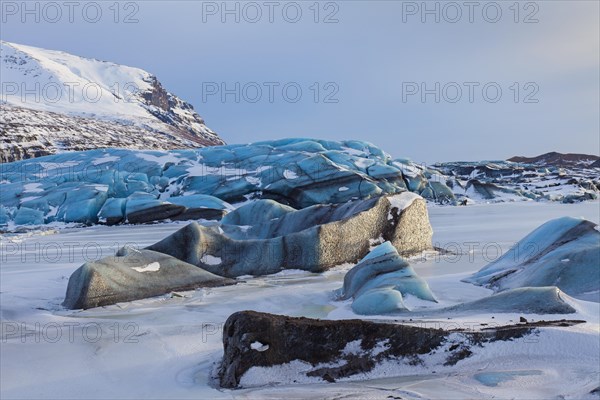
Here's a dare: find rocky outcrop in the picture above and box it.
[144,193,433,277]
[63,249,235,309]
[218,311,584,388]
[508,152,599,168]
[465,217,600,302]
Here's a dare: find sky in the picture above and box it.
[1,0,599,163]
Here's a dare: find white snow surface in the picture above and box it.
[1,41,154,119]
[388,192,421,211]
[131,262,161,273]
[0,201,599,399]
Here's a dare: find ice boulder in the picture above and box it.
[13,207,44,225]
[338,241,437,315]
[0,206,10,226]
[465,217,600,302]
[63,249,236,309]
[144,193,433,278]
[442,287,577,315]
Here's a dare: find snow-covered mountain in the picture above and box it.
[0,41,225,162]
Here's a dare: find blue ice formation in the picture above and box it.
[338,241,437,315]
[0,139,456,228]
[465,217,600,302]
[143,193,433,277]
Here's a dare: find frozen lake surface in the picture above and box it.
[1,201,599,399]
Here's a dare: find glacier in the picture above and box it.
[436,160,599,203]
[0,139,457,229]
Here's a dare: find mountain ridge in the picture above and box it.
[0,41,225,162]
[508,152,599,167]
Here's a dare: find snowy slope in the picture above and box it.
[0,41,224,162]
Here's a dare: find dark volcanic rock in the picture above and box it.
[218,311,584,388]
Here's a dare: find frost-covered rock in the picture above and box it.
[465,217,600,302]
[0,139,455,229]
[63,249,235,309]
[218,310,584,388]
[144,193,433,277]
[338,242,436,315]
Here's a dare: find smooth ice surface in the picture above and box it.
[474,370,543,387]
[1,201,599,399]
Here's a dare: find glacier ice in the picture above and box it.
[465,217,600,302]
[436,160,600,203]
[338,241,437,315]
[141,193,433,277]
[442,287,577,314]
[63,249,236,309]
[0,139,456,228]
[221,199,295,226]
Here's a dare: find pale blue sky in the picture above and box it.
[2,0,598,163]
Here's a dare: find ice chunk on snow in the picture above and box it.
[465,217,600,301]
[339,241,436,315]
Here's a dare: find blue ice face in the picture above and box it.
[0,139,456,228]
[466,217,600,302]
[340,241,437,315]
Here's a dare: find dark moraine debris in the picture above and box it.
[218,311,584,388]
